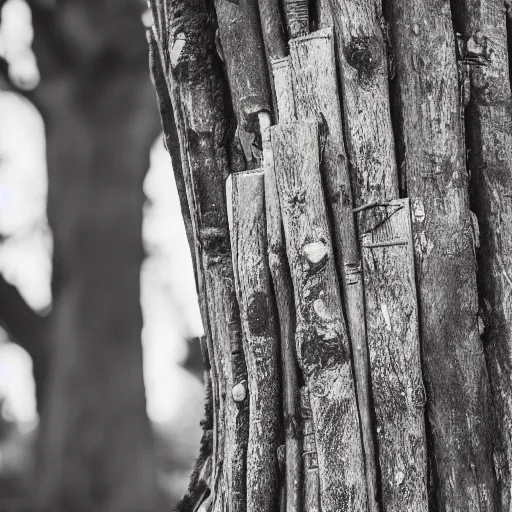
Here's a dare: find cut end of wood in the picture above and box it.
[302,241,328,265]
[232,382,247,403]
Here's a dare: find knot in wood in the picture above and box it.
[344,36,382,85]
[232,382,246,402]
[466,33,487,59]
[199,227,230,258]
[303,241,328,266]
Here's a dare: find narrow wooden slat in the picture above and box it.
[387,0,496,508]
[451,1,512,507]
[359,199,428,512]
[272,58,296,122]
[230,169,281,512]
[289,28,378,512]
[272,120,368,511]
[260,111,302,512]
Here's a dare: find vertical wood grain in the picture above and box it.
[290,28,378,512]
[272,120,368,511]
[231,169,281,512]
[359,199,428,512]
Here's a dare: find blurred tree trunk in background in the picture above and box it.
[29,1,164,511]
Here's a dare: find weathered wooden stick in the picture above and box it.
[260,110,301,512]
[359,199,428,512]
[451,2,512,508]
[257,0,287,61]
[230,169,281,512]
[283,0,310,39]
[214,0,271,132]
[327,0,398,207]
[289,28,378,512]
[315,0,334,30]
[387,0,496,509]
[161,2,250,510]
[301,388,321,512]
[272,120,368,511]
[272,58,296,122]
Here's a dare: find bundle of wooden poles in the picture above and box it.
[146,0,512,511]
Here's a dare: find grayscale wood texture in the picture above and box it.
[261,109,301,512]
[214,0,271,130]
[387,0,496,509]
[451,1,512,508]
[359,199,428,512]
[327,0,399,207]
[272,120,368,511]
[230,169,281,512]
[289,28,378,512]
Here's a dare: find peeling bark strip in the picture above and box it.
[451,1,512,508]
[359,199,428,512]
[387,0,496,509]
[328,0,398,207]
[261,111,302,512]
[272,120,368,511]
[230,169,281,512]
[301,388,321,512]
[214,0,270,131]
[289,28,378,512]
[158,1,250,510]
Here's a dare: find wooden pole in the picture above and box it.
[387,0,496,509]
[230,169,282,512]
[289,28,379,512]
[359,199,428,512]
[154,2,250,510]
[272,120,368,511]
[263,62,302,512]
[451,1,512,508]
[272,57,296,122]
[257,0,287,61]
[214,0,271,132]
[327,0,399,207]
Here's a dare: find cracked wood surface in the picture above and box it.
[261,108,301,512]
[156,1,249,510]
[327,0,399,207]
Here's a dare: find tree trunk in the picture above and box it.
[31,2,163,511]
[148,0,512,511]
